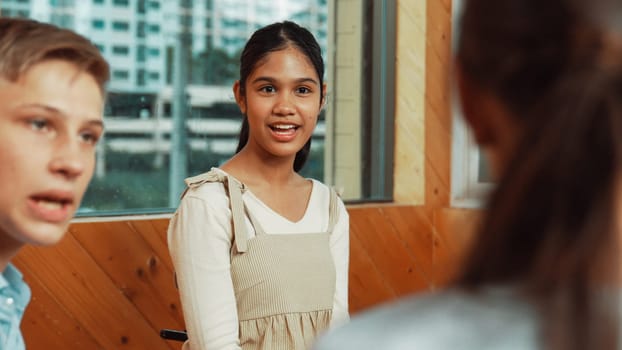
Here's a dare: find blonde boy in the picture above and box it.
[0,18,109,349]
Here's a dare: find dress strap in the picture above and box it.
[226,176,248,253]
[181,170,226,199]
[326,187,340,233]
[245,206,267,236]
[183,170,248,253]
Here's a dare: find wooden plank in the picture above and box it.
[348,232,396,314]
[432,207,481,285]
[380,206,435,285]
[134,219,186,350]
[424,0,453,207]
[14,234,171,350]
[393,0,426,205]
[13,257,103,349]
[349,208,429,297]
[151,218,172,246]
[70,222,186,331]
[125,220,176,278]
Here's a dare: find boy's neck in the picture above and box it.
[0,232,23,272]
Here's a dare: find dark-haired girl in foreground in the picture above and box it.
[168,21,349,350]
[314,0,622,349]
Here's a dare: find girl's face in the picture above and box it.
[0,59,104,249]
[234,46,325,162]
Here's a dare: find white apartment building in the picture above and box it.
[1,0,327,94]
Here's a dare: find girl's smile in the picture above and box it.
[269,123,300,142]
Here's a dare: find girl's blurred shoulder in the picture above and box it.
[315,287,538,350]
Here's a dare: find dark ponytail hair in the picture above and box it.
[235,21,324,172]
[456,0,622,349]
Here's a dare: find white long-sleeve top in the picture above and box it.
[168,169,350,350]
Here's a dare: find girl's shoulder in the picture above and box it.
[311,179,347,213]
[307,178,343,198]
[181,168,230,206]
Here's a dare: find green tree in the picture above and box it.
[192,48,238,85]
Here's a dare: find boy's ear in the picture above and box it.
[233,80,246,114]
[321,83,327,108]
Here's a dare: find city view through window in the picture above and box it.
[1,0,329,214]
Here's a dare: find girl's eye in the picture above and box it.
[260,85,276,93]
[29,118,50,132]
[296,86,312,94]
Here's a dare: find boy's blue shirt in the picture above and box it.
[0,263,31,350]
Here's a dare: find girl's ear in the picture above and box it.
[233,80,246,114]
[321,83,327,109]
[456,64,494,146]
[456,62,521,178]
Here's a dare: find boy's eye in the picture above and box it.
[80,131,101,145]
[29,118,50,131]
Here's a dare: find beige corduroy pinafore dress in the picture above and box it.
[189,171,339,350]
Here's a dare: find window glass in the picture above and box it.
[148,1,160,10]
[112,45,129,55]
[1,0,394,215]
[112,69,130,80]
[112,20,129,31]
[92,18,105,29]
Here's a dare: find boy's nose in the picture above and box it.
[49,142,86,179]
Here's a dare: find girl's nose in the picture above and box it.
[273,94,295,116]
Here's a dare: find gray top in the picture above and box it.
[313,288,541,350]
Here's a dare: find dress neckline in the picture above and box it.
[211,167,316,225]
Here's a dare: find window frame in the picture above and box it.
[450,0,493,208]
[450,99,493,208]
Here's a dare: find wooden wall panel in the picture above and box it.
[18,265,102,349]
[349,208,429,297]
[424,0,453,208]
[14,234,173,350]
[14,204,478,349]
[70,222,185,331]
[393,0,426,204]
[347,228,397,312]
[433,208,482,285]
[380,206,435,283]
[347,205,435,313]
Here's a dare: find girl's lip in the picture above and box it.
[269,124,299,142]
[268,122,300,128]
[27,191,75,223]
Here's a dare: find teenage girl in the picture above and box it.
[314,0,622,349]
[168,21,350,350]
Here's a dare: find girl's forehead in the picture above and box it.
[252,47,316,73]
[245,52,319,88]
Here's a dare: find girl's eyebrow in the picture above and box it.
[251,76,319,86]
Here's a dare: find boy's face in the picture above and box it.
[0,59,104,248]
